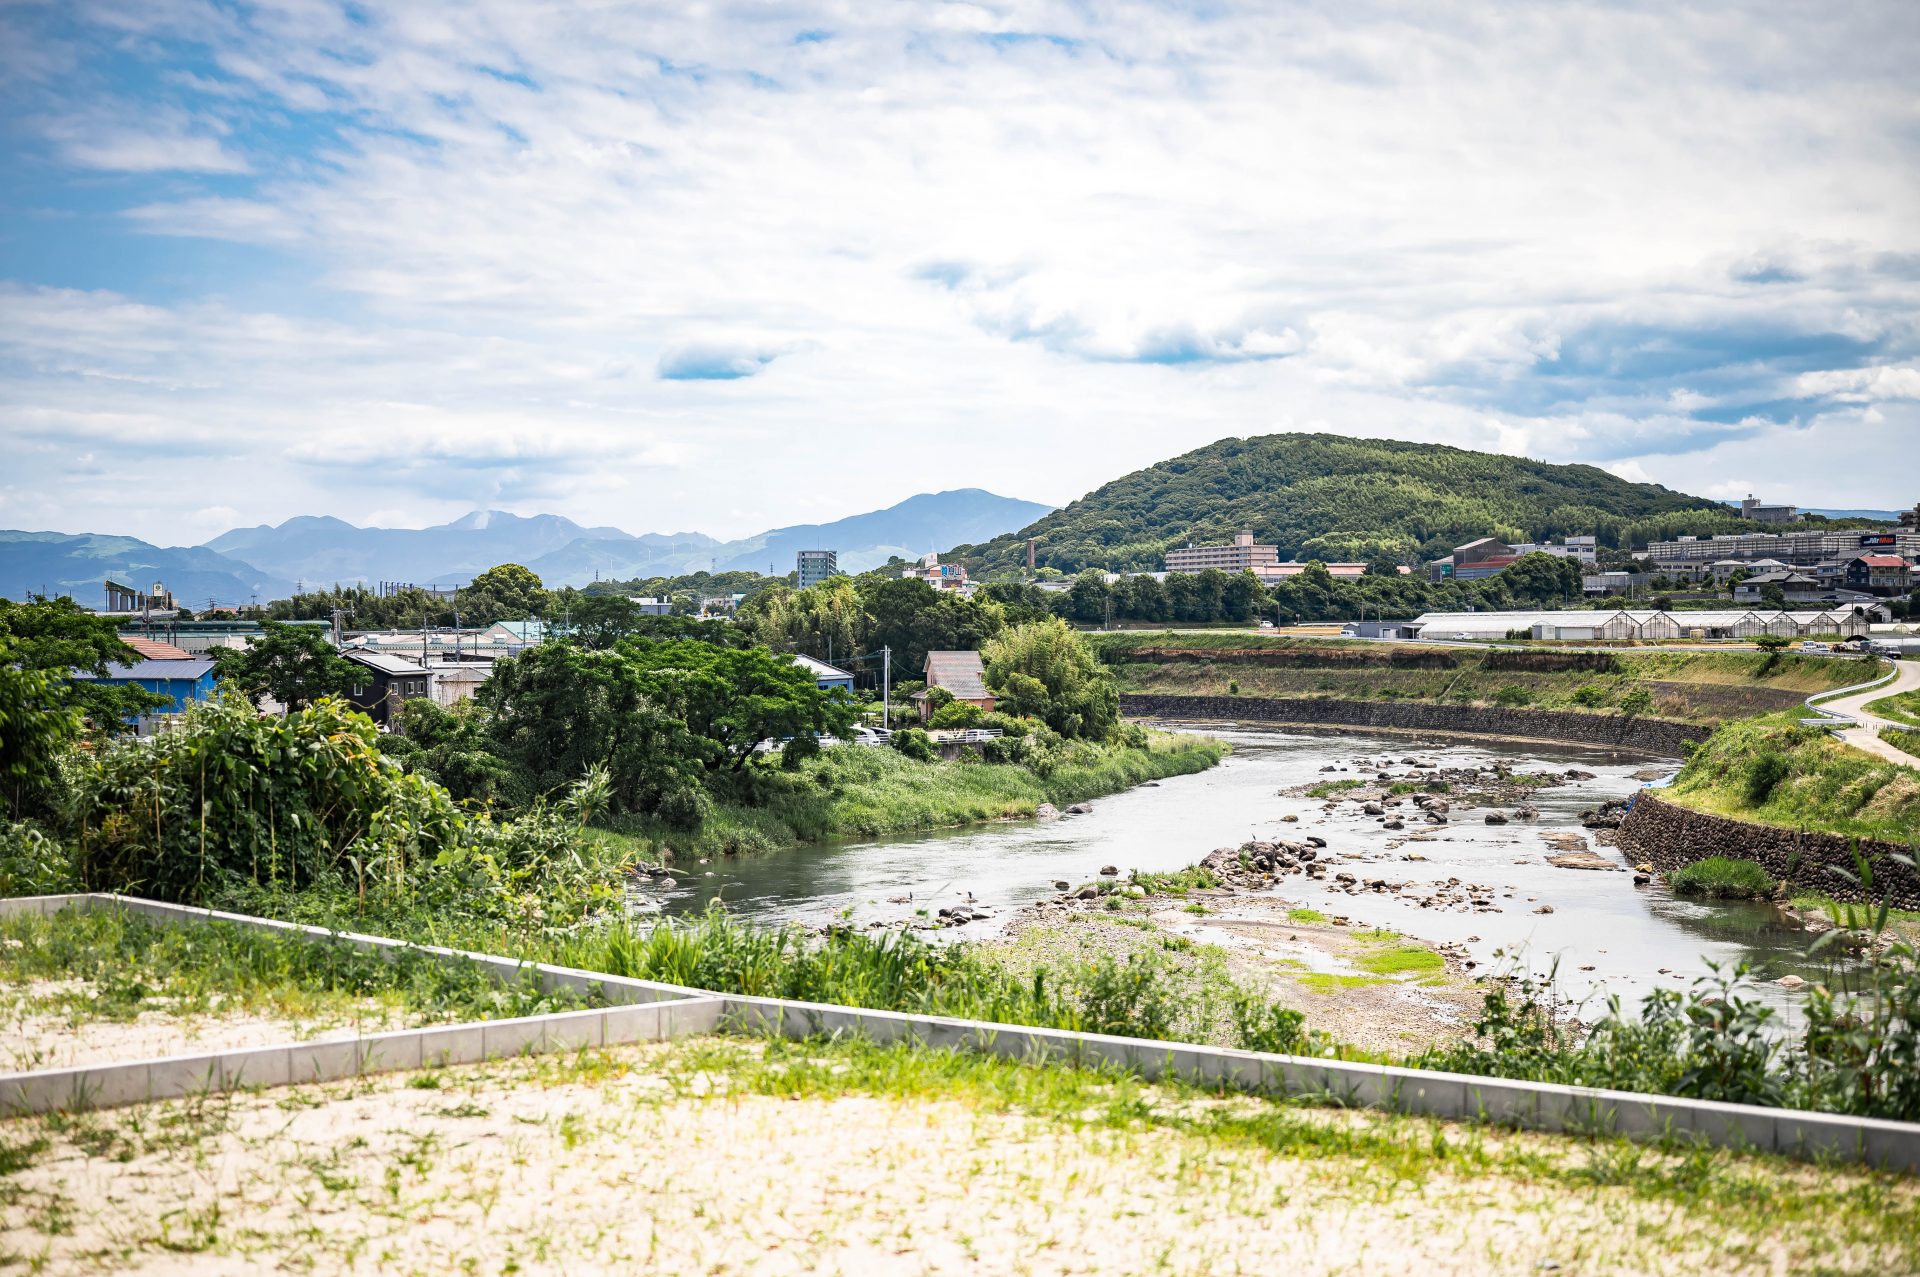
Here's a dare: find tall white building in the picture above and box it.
[796,549,840,589]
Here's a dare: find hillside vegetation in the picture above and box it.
[951,432,1868,574]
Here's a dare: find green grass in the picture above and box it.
[1285,907,1327,924]
[1304,778,1363,797]
[1662,711,1920,842]
[1353,943,1445,975]
[590,730,1227,859]
[1666,857,1776,900]
[1129,865,1223,896]
[1883,726,1920,762]
[1296,972,1389,993]
[0,907,591,1039]
[1866,689,1920,729]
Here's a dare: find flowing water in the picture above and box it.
[657,721,1866,1014]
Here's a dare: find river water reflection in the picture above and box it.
[660,721,1862,1015]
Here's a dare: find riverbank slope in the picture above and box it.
[593,729,1228,860]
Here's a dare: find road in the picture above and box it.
[1814,657,1920,767]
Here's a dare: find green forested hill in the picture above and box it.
[953,433,1752,574]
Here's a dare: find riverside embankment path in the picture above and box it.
[1818,657,1920,766]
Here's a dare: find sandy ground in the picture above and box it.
[0,980,404,1073]
[1,1036,1910,1276]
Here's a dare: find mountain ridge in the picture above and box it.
[0,530,295,608]
[949,433,1743,575]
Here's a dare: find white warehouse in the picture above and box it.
[1408,609,1873,642]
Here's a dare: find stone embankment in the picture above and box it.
[1618,791,1920,910]
[1119,694,1704,757]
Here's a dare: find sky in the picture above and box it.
[0,0,1916,546]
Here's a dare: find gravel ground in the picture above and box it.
[988,889,1483,1057]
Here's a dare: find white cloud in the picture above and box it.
[0,0,1915,542]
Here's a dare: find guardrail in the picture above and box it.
[1803,656,1899,730]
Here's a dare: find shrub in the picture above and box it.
[1571,684,1607,707]
[1493,685,1531,707]
[890,727,936,762]
[1744,750,1791,805]
[1668,856,1775,900]
[928,700,985,729]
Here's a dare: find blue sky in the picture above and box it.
[1,0,1915,544]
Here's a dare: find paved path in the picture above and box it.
[1815,657,1920,767]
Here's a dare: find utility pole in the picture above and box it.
[882,646,891,730]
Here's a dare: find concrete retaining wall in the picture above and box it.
[1120,693,1705,757]
[1618,792,1920,909]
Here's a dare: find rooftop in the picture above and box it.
[74,658,217,681]
[922,650,990,700]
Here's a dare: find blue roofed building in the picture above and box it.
[74,657,219,731]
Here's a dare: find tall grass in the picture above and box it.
[548,905,1285,1046]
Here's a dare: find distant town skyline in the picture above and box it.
[2,2,1915,545]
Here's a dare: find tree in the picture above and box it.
[621,640,855,773]
[860,577,1004,677]
[1761,583,1788,609]
[1066,569,1110,626]
[464,563,547,622]
[479,643,707,820]
[0,595,167,732]
[211,621,361,711]
[1221,570,1264,621]
[555,592,642,650]
[0,645,81,820]
[981,618,1119,740]
[740,579,863,664]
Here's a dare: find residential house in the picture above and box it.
[1732,570,1822,603]
[914,650,995,720]
[341,649,431,726]
[790,654,855,694]
[1846,554,1914,596]
[903,553,973,595]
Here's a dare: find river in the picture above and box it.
[656,721,1862,1015]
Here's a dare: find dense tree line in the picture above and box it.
[948,432,1880,576]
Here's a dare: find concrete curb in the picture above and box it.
[4,894,1918,1172]
[720,996,1920,1171]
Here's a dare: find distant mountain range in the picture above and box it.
[1803,508,1903,521]
[0,488,1053,606]
[205,510,702,589]
[0,530,296,609]
[524,489,1055,583]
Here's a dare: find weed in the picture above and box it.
[1669,857,1776,900]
